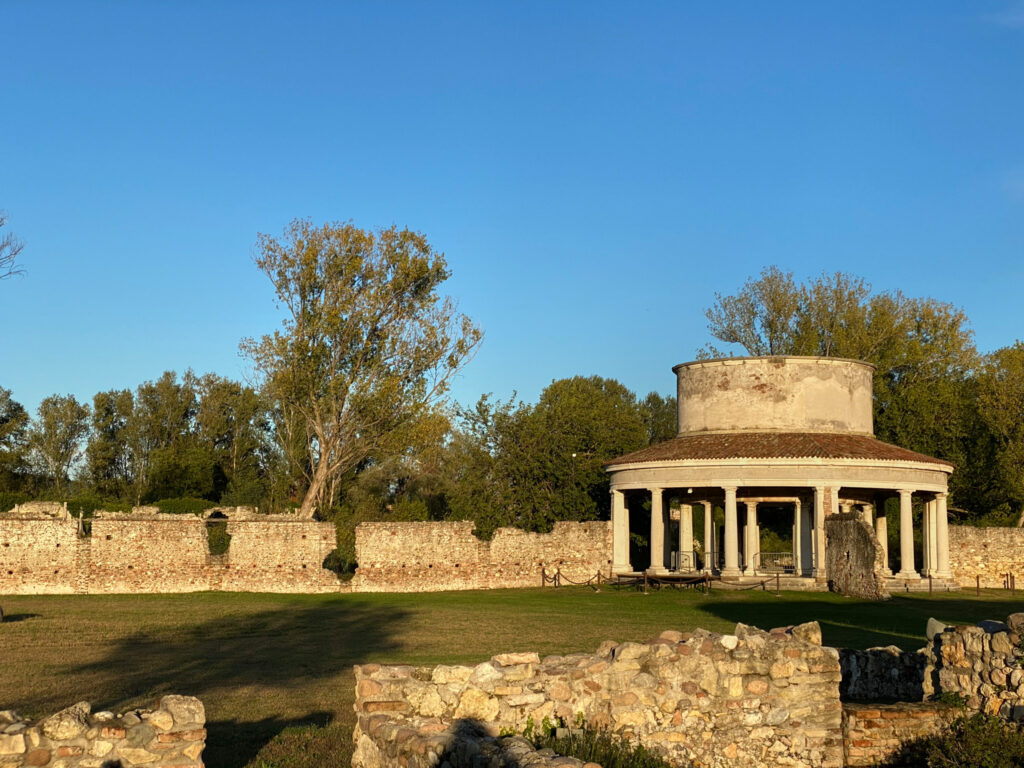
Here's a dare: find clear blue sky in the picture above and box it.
[3,1,1023,416]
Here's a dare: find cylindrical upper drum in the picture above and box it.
[672,356,875,436]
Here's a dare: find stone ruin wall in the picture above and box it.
[824,513,890,600]
[0,695,205,768]
[349,521,612,592]
[0,503,343,595]
[0,505,610,595]
[948,524,1024,588]
[352,621,847,768]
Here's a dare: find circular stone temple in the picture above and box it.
[604,356,954,588]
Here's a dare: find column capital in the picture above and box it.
[935,491,948,501]
[898,488,914,499]
[722,485,738,494]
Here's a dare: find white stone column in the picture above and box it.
[648,488,668,574]
[936,492,951,578]
[611,489,631,574]
[793,498,802,576]
[702,501,714,573]
[896,489,919,579]
[743,501,758,575]
[875,515,891,576]
[813,486,827,579]
[922,500,934,576]
[723,486,740,577]
[829,487,840,517]
[862,503,874,528]
[679,504,694,572]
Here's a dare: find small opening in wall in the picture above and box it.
[302,564,307,569]
[428,564,433,568]
[455,563,460,568]
[53,570,58,574]
[3,543,8,547]
[7,570,12,575]
[105,535,112,541]
[127,565,133,570]
[277,564,282,568]
[56,543,60,548]
[302,534,307,539]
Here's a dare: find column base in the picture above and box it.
[721,567,742,578]
[646,566,670,576]
[895,570,921,580]
[611,563,633,575]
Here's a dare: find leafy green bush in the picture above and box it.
[0,491,30,513]
[533,725,675,768]
[206,521,232,555]
[893,713,1024,768]
[153,497,217,516]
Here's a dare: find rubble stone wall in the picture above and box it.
[350,521,611,592]
[0,506,343,595]
[352,621,846,768]
[839,646,926,702]
[0,695,205,768]
[949,525,1024,588]
[922,613,1024,719]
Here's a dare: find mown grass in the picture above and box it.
[1,586,1021,767]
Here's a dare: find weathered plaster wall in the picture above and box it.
[352,621,846,768]
[825,513,890,600]
[0,696,205,768]
[349,521,611,592]
[948,525,1024,587]
[674,357,875,437]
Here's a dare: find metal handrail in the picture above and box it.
[754,551,795,574]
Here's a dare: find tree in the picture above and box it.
[86,389,135,499]
[0,387,29,488]
[29,394,90,495]
[974,342,1024,520]
[639,391,677,444]
[0,212,25,280]
[241,219,482,518]
[701,266,980,509]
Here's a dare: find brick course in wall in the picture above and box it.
[949,525,1024,588]
[349,520,611,592]
[841,702,957,767]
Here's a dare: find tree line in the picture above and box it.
[2,220,1022,569]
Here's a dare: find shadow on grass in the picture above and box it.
[696,594,1024,650]
[0,613,40,623]
[206,711,335,768]
[12,598,407,768]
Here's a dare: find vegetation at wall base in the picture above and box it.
[890,713,1024,768]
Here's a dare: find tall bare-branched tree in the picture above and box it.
[0,212,25,280]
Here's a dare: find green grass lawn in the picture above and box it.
[1,586,1022,767]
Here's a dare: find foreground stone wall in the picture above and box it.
[0,695,205,768]
[922,613,1024,719]
[824,513,890,600]
[350,521,611,592]
[352,621,845,768]
[949,525,1024,588]
[839,646,926,702]
[0,506,343,595]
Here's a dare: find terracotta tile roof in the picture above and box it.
[605,432,952,468]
